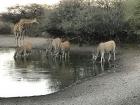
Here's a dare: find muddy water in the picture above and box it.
[0,46,139,98]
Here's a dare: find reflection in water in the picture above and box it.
[14,57,32,68]
[0,48,118,97]
[97,61,116,72]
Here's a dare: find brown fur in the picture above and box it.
[61,41,70,58]
[14,41,32,58]
[94,40,116,62]
[52,38,62,56]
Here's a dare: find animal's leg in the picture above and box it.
[20,38,22,47]
[16,32,20,47]
[53,47,57,57]
[15,33,18,47]
[101,62,104,71]
[22,30,25,46]
[61,50,64,58]
[55,50,58,57]
[50,46,53,56]
[19,31,22,46]
[59,53,62,61]
[113,50,116,61]
[68,51,70,58]
[55,51,58,57]
[22,34,24,46]
[17,38,20,47]
[16,36,19,47]
[101,52,104,63]
[57,48,61,58]
[100,55,102,63]
[16,39,18,47]
[103,56,105,62]
[65,52,67,59]
[66,51,69,59]
[23,49,25,56]
[63,51,65,59]
[92,53,95,60]
[25,28,27,36]
[108,52,111,61]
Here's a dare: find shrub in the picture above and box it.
[0,21,12,34]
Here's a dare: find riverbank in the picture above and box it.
[0,35,140,105]
[0,35,95,52]
[0,35,47,48]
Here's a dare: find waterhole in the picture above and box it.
[0,48,125,97]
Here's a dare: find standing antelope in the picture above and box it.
[45,38,53,55]
[52,38,62,57]
[92,40,116,63]
[61,40,70,59]
[13,18,39,47]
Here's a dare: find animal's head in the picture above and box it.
[92,50,97,61]
[18,47,24,54]
[14,46,23,58]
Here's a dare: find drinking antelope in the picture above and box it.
[92,40,116,63]
[61,40,70,59]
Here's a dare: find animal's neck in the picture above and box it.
[96,48,100,57]
[23,21,34,25]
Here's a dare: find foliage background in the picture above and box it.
[0,0,139,44]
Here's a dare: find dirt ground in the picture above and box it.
[1,35,140,105]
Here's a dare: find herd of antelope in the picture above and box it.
[13,18,116,63]
[14,37,71,60]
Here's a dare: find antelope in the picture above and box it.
[45,38,53,55]
[92,40,116,63]
[61,40,70,59]
[14,41,32,58]
[52,38,62,57]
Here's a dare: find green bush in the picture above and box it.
[44,0,126,43]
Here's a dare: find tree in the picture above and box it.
[44,0,126,43]
[133,0,140,33]
[1,4,44,23]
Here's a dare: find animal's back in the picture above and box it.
[97,40,116,53]
[23,42,32,50]
[104,40,116,52]
[97,42,104,53]
[52,38,61,49]
[61,41,70,50]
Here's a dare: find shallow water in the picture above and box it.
[0,46,138,98]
